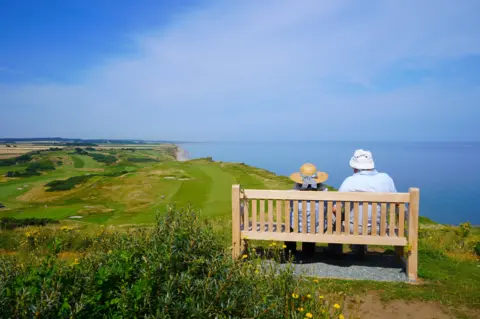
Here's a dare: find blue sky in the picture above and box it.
[1,0,479,141]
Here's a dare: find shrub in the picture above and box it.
[73,148,89,155]
[26,160,55,172]
[0,154,32,166]
[0,217,59,230]
[475,242,480,256]
[88,153,117,164]
[5,170,41,178]
[0,209,348,318]
[45,175,93,191]
[127,157,158,163]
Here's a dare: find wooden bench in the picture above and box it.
[231,185,420,281]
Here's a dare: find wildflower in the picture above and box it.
[255,270,259,274]
[306,313,313,318]
[334,304,341,309]
[282,244,287,248]
[339,315,345,319]
[71,258,80,266]
[297,307,304,312]
[242,254,248,259]
[319,295,324,299]
[292,293,299,299]
[306,294,312,299]
[313,279,319,283]
[107,250,112,254]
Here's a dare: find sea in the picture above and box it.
[179,141,480,225]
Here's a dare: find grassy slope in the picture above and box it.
[1,146,479,317]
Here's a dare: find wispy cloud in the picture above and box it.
[1,0,480,141]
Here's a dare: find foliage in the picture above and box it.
[85,147,96,151]
[0,154,32,166]
[127,157,158,163]
[0,209,349,319]
[88,153,117,164]
[475,241,480,256]
[0,217,58,230]
[26,159,55,172]
[5,170,41,178]
[73,147,89,155]
[45,175,93,191]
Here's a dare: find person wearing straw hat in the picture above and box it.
[336,149,397,259]
[284,163,332,259]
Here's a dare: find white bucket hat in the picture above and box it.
[349,149,375,170]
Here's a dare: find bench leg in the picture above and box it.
[406,246,418,281]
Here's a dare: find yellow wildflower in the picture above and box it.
[334,303,341,309]
[306,294,312,299]
[313,279,319,283]
[107,250,112,254]
[255,270,259,274]
[319,295,324,299]
[292,293,299,299]
[297,307,304,312]
[242,254,248,259]
[339,315,345,319]
[282,244,287,248]
[71,258,80,266]
[306,313,313,318]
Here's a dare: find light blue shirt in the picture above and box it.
[338,170,397,227]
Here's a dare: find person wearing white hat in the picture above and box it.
[336,149,397,258]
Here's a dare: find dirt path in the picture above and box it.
[350,293,479,319]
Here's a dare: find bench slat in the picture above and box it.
[353,202,359,235]
[268,200,273,232]
[310,200,316,234]
[362,201,368,235]
[243,189,410,202]
[389,203,396,237]
[285,200,290,233]
[276,200,282,233]
[319,201,324,235]
[336,201,342,234]
[243,199,249,231]
[302,200,307,234]
[252,200,257,233]
[240,231,408,246]
[344,202,350,236]
[380,203,387,236]
[293,201,298,233]
[259,200,265,232]
[327,201,333,234]
[371,202,378,236]
[399,203,405,237]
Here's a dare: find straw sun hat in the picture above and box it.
[290,163,328,186]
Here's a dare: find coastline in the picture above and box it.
[175,146,190,161]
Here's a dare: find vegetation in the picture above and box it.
[127,157,158,163]
[88,153,117,164]
[26,159,55,172]
[0,209,350,319]
[0,217,58,230]
[5,170,41,178]
[45,175,93,192]
[0,154,32,166]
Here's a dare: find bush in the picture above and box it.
[88,153,117,164]
[0,154,32,166]
[127,157,158,163]
[26,160,55,172]
[73,148,89,155]
[0,217,58,230]
[45,175,93,191]
[0,209,347,318]
[5,170,41,178]
[475,242,480,256]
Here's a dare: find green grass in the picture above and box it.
[70,155,85,168]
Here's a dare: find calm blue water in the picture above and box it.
[180,142,480,225]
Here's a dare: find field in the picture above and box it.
[0,144,292,224]
[1,143,479,318]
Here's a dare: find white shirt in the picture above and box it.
[338,170,397,227]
